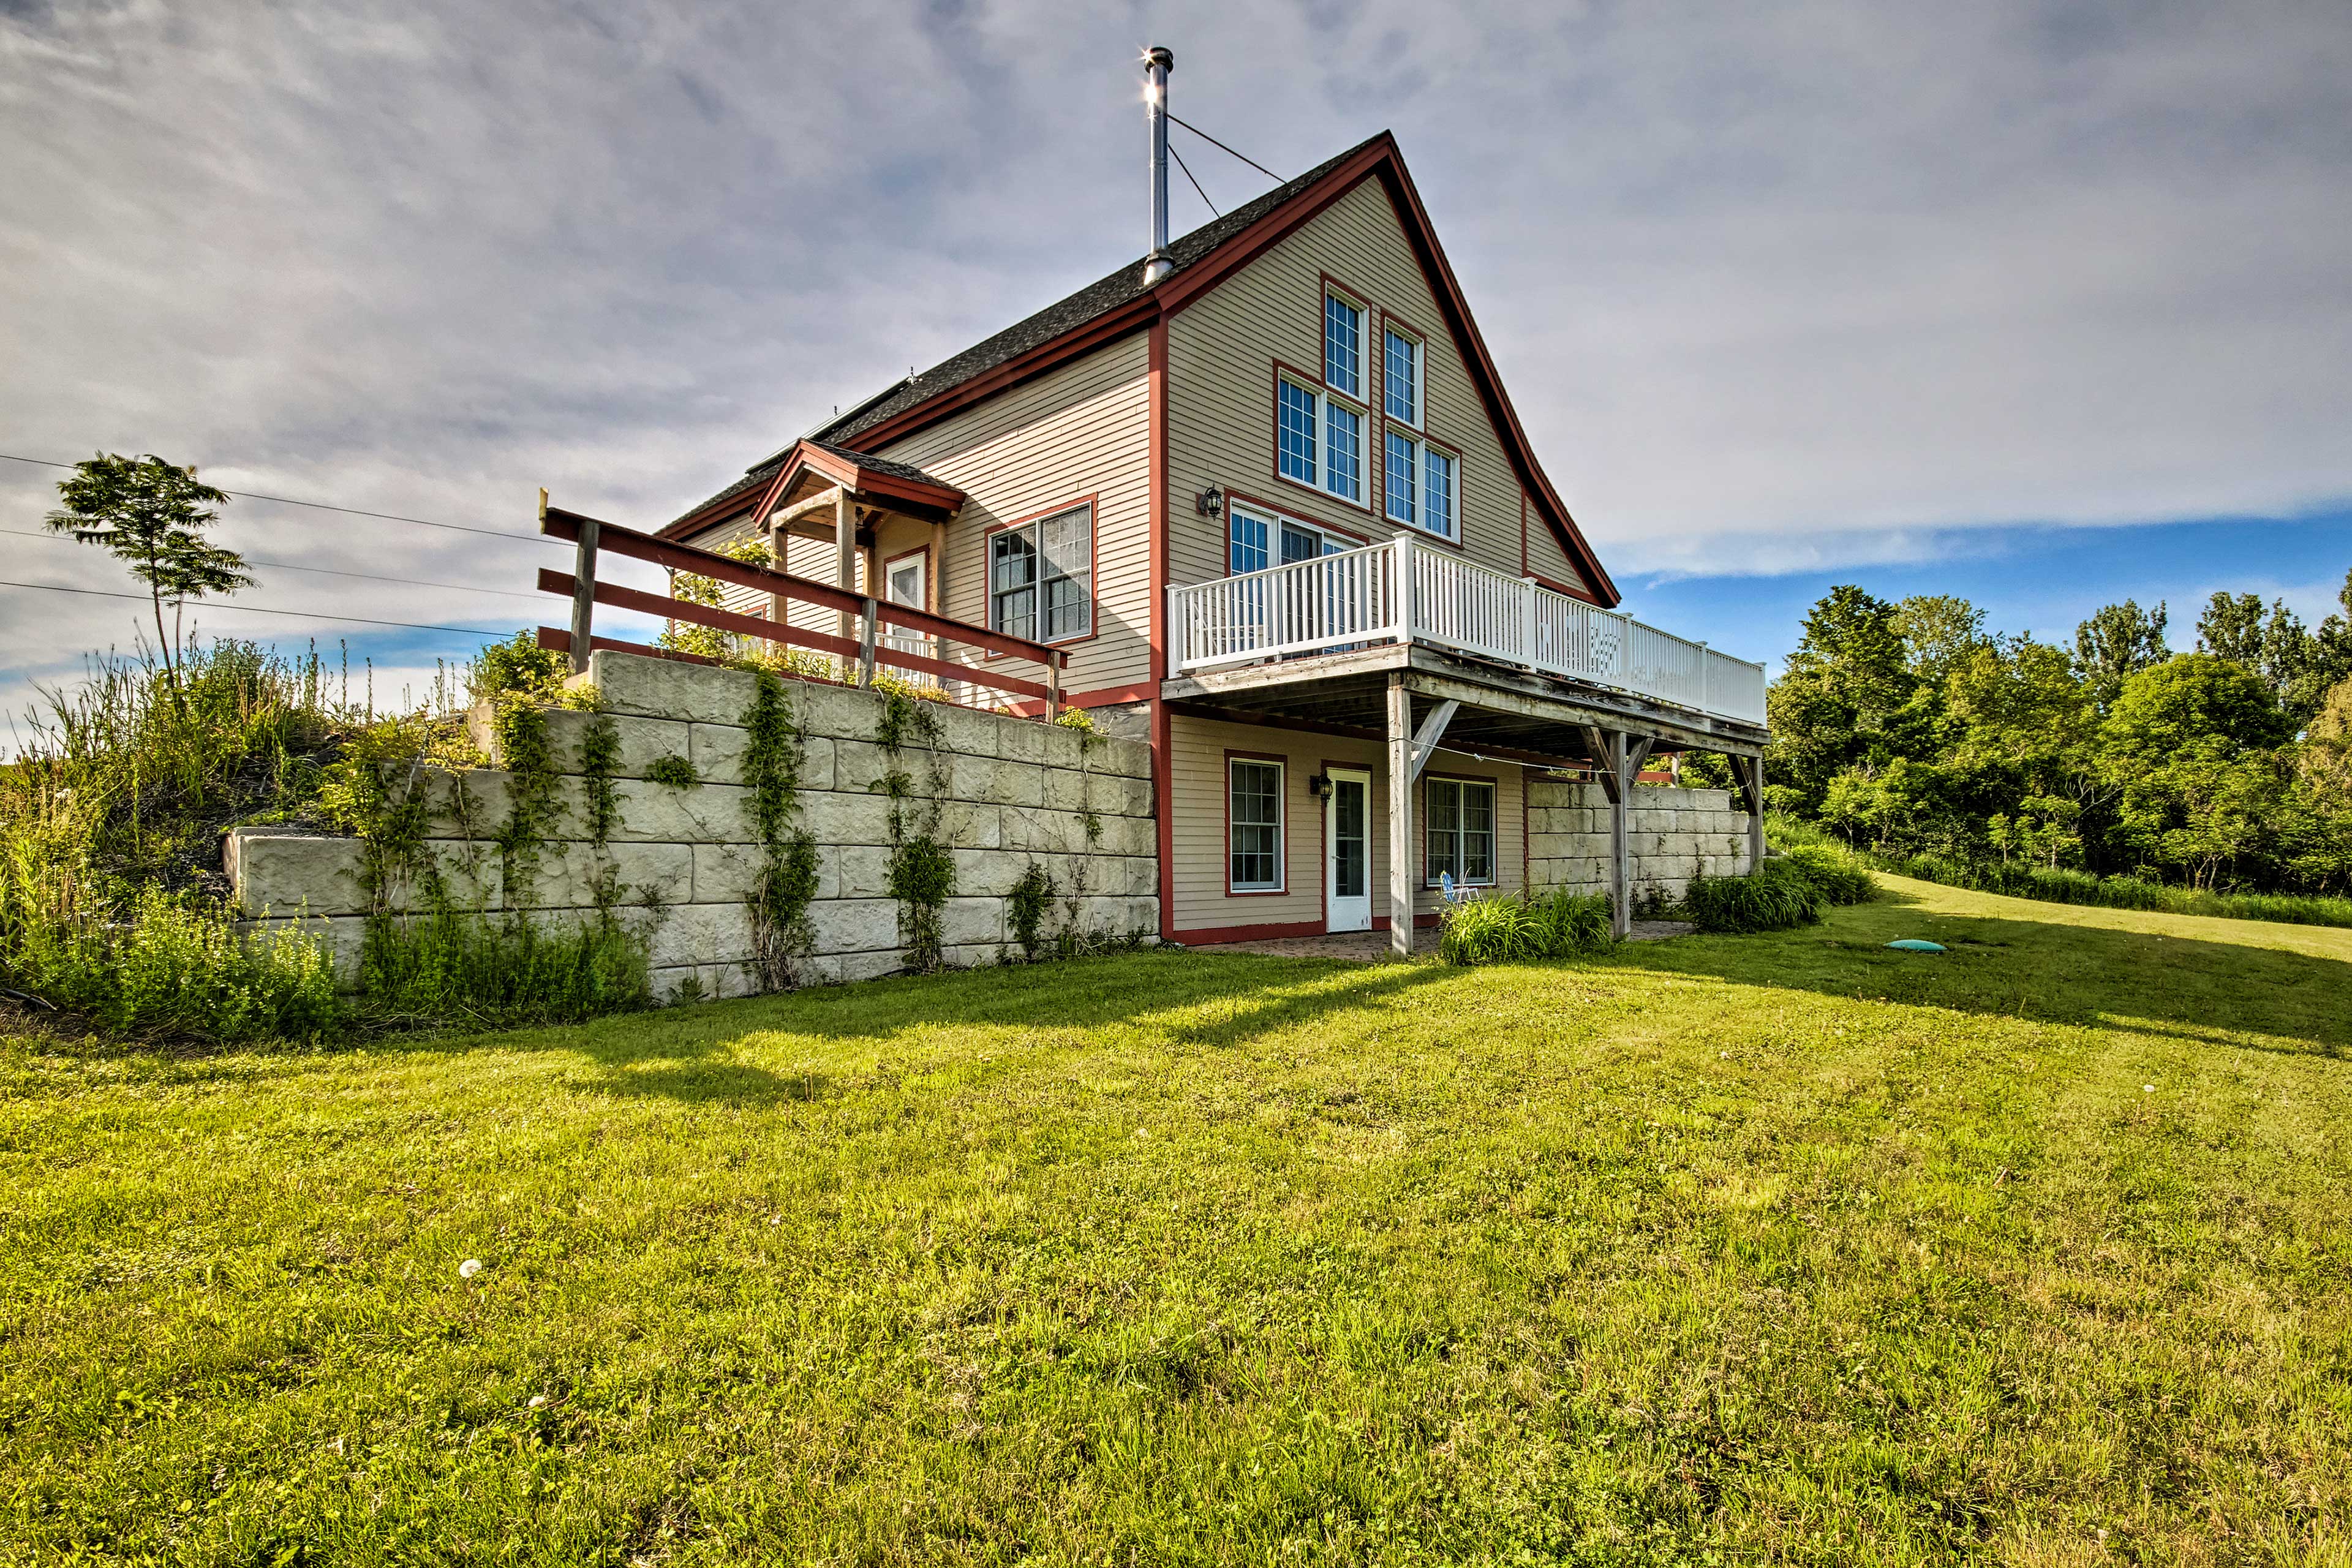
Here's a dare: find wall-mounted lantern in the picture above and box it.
[1194,483,1224,518]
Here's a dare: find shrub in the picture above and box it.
[646,753,700,789]
[358,908,653,1030]
[1438,887,1615,966]
[1777,845,1877,905]
[1683,862,1823,933]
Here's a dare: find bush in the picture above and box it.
[4,884,341,1044]
[1777,845,1877,906]
[358,907,654,1030]
[1683,862,1823,933]
[1438,887,1615,966]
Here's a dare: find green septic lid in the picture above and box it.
[1886,938,1945,953]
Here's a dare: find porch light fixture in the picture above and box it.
[1194,483,1224,518]
[1307,772,1333,801]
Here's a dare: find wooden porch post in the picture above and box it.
[1731,753,1766,873]
[1387,673,1415,957]
[565,500,599,677]
[835,488,858,658]
[1604,730,1630,938]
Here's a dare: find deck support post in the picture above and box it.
[1387,673,1415,957]
[1730,753,1766,873]
[1581,725,1653,938]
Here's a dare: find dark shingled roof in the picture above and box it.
[672,133,1387,529]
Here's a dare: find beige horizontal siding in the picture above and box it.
[1168,177,1589,598]
[1167,710,1523,935]
[874,334,1153,697]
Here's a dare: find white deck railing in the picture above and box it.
[1169,535,1767,728]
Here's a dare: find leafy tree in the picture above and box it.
[47,453,252,688]
[2283,568,2352,725]
[1890,595,1989,686]
[1764,586,1920,811]
[2198,590,2320,718]
[2072,598,2169,710]
[2100,656,2291,888]
[2101,654,2291,766]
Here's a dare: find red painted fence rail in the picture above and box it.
[534,502,1066,714]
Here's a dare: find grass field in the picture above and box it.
[4,875,2349,1564]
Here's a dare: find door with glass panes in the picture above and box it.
[1325,767,1371,932]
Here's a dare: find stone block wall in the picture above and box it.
[227,652,1158,1001]
[1525,779,1754,902]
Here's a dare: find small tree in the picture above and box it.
[47,453,252,687]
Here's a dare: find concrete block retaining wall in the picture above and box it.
[1525,779,1754,902]
[228,652,1158,1001]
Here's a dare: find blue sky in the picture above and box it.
[3,1,2349,727]
[1624,508,2352,671]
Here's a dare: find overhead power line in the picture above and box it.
[0,451,553,544]
[0,578,518,638]
[0,526,547,600]
[1167,113,1284,184]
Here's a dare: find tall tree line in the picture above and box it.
[1746,570,2352,894]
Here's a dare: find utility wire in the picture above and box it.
[0,451,554,545]
[0,527,548,600]
[1167,113,1284,183]
[1168,141,1219,217]
[0,578,518,637]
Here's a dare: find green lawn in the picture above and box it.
[4,878,2349,1565]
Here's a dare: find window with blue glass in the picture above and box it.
[1324,292,1363,399]
[1422,447,1457,540]
[1383,328,1420,425]
[1229,508,1268,574]
[1384,430,1417,526]
[1277,377,1317,486]
[1323,400,1362,502]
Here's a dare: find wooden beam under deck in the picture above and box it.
[1162,643,1766,760]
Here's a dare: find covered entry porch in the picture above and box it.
[1163,639,1770,951]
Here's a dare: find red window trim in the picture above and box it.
[979,492,1101,658]
[1224,749,1289,897]
[1422,769,1502,890]
[1374,307,1431,431]
[1271,360,1374,517]
[1377,418,1468,554]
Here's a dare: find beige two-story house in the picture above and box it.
[658,130,1769,950]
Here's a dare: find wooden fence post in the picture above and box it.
[567,503,600,676]
[858,597,879,688]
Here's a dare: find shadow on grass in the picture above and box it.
[418,952,1461,1106]
[1602,884,2352,1058]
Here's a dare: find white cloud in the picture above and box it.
[2,0,2346,729]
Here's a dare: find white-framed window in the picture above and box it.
[1383,427,1459,539]
[989,502,1093,643]
[1276,371,1365,504]
[1383,326,1422,426]
[1324,291,1364,400]
[1229,758,1285,892]
[1425,777,1496,885]
[1231,507,1352,573]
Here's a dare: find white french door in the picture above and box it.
[883,552,928,657]
[1325,767,1371,932]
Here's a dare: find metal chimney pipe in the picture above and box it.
[1142,45,1175,286]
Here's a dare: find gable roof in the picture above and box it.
[664,132,1618,605]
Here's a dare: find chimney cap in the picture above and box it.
[1144,45,1174,70]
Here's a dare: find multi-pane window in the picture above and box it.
[1229,508,1269,574]
[989,502,1093,643]
[1276,373,1364,503]
[1324,400,1362,502]
[1384,429,1419,527]
[1229,759,1284,892]
[1383,328,1420,425]
[1425,777,1496,885]
[1382,429,1458,540]
[1422,447,1457,539]
[1324,292,1363,399]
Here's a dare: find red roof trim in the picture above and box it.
[657,439,965,540]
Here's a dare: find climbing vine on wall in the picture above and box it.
[491,695,564,903]
[875,689,956,973]
[744,669,818,988]
[580,710,622,849]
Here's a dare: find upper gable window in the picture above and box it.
[1276,371,1365,506]
[1383,326,1422,426]
[989,501,1093,643]
[1384,428,1459,541]
[1324,291,1364,401]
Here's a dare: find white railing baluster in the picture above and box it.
[1167,532,1765,726]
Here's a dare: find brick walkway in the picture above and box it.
[1185,921,1695,961]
